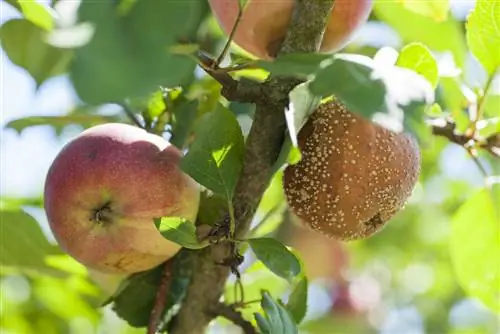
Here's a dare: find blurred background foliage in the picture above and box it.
[1,0,499,333]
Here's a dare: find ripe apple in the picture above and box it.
[208,0,373,59]
[44,123,200,274]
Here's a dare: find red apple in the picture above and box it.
[44,123,200,274]
[209,0,373,59]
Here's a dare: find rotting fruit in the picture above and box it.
[208,0,373,59]
[44,123,200,274]
[283,100,421,241]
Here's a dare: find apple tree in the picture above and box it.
[1,0,499,333]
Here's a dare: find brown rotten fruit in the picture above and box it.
[44,123,200,274]
[283,100,420,241]
[208,0,373,59]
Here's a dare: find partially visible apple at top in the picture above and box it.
[209,0,373,59]
[43,123,200,274]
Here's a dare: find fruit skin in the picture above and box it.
[44,123,200,274]
[208,0,373,59]
[283,100,420,241]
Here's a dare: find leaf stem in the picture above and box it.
[469,68,499,136]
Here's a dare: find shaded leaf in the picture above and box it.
[396,42,439,88]
[258,53,330,78]
[70,0,205,104]
[286,82,322,148]
[466,0,500,75]
[154,217,208,250]
[5,114,121,135]
[254,290,299,334]
[248,238,301,281]
[197,190,227,227]
[170,98,199,150]
[110,250,193,328]
[286,277,308,324]
[0,210,63,274]
[180,105,245,200]
[450,187,500,313]
[0,18,73,86]
[309,53,435,133]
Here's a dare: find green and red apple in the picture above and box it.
[44,123,200,274]
[208,0,373,59]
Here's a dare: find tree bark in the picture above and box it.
[169,1,336,333]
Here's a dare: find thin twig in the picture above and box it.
[209,302,257,334]
[119,103,144,128]
[466,147,490,178]
[147,261,174,334]
[468,68,499,136]
[215,0,245,67]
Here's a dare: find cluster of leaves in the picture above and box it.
[1,0,499,333]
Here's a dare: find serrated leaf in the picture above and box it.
[5,114,121,135]
[180,105,244,200]
[309,53,435,132]
[466,0,500,76]
[450,187,500,313]
[396,42,439,88]
[0,210,64,275]
[248,238,301,281]
[255,290,299,334]
[111,250,193,328]
[286,277,308,324]
[0,18,73,87]
[401,0,450,22]
[70,0,205,104]
[154,217,208,250]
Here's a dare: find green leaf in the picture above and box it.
[396,42,439,88]
[286,277,308,324]
[374,0,466,68]
[400,0,450,22]
[286,82,322,147]
[180,105,245,200]
[450,187,500,313]
[0,19,73,87]
[248,238,301,281]
[154,217,208,250]
[258,53,331,78]
[309,54,435,131]
[197,190,227,227]
[484,93,500,118]
[6,0,55,30]
[0,210,63,274]
[111,250,193,327]
[170,98,199,150]
[4,114,121,135]
[70,0,205,104]
[466,0,500,76]
[254,290,299,334]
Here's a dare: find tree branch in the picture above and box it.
[169,1,336,333]
[208,303,258,334]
